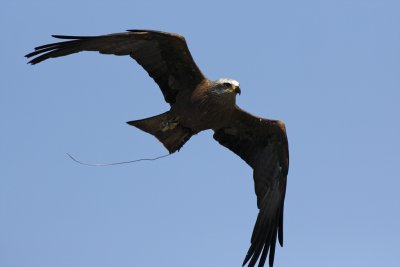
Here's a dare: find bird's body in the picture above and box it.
[174,78,239,130]
[26,30,289,267]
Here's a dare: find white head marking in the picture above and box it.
[216,78,240,87]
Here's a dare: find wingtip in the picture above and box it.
[51,34,70,39]
[24,51,34,58]
[26,58,37,65]
[51,34,73,39]
[24,55,32,64]
[278,231,283,247]
[25,58,35,65]
[126,29,147,33]
[242,252,252,267]
[51,34,92,40]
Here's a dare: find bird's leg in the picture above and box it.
[161,117,179,132]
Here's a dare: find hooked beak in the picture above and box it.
[234,86,241,95]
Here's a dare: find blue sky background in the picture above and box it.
[2,0,400,266]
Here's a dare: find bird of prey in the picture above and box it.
[26,30,289,267]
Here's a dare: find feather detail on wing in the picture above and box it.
[213,107,289,267]
[25,30,206,104]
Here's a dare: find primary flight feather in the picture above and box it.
[26,29,289,267]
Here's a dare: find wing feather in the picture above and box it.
[25,30,206,104]
[213,107,289,267]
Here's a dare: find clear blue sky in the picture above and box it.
[2,1,400,266]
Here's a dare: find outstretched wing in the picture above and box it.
[213,107,289,267]
[25,30,206,104]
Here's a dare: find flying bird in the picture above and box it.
[26,30,289,267]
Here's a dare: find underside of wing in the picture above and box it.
[213,107,289,267]
[25,30,206,104]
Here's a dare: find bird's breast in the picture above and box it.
[172,90,236,132]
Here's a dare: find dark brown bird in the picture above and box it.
[25,30,289,267]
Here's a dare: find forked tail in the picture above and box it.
[127,111,194,154]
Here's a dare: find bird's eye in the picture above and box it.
[223,82,231,88]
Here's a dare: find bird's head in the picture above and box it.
[213,78,241,96]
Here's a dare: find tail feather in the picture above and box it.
[127,112,193,154]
